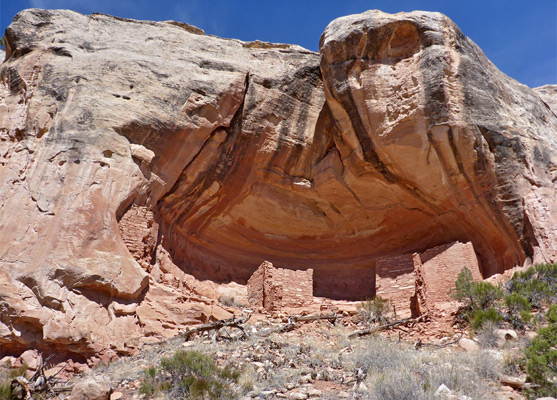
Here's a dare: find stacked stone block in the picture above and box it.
[247,261,313,311]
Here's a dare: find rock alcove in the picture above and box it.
[0,8,555,356]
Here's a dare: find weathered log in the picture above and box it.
[180,310,252,341]
[256,318,298,337]
[10,354,71,400]
[288,313,343,322]
[348,313,430,338]
[257,313,343,337]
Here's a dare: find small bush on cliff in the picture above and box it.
[140,350,244,399]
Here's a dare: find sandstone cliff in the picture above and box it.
[0,8,555,359]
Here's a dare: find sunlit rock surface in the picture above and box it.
[0,8,555,358]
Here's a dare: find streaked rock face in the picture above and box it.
[0,8,555,358]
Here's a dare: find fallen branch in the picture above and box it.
[287,313,344,323]
[422,332,464,348]
[348,312,430,339]
[180,312,343,342]
[180,309,252,341]
[256,317,298,337]
[10,354,72,400]
[257,313,343,337]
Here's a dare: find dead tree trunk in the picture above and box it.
[348,313,430,339]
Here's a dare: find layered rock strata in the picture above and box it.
[0,8,555,358]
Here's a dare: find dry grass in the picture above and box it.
[349,335,499,399]
[88,319,507,399]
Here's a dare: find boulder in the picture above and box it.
[495,329,518,348]
[70,375,111,400]
[17,349,40,370]
[459,337,480,353]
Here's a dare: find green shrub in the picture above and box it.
[504,293,532,329]
[139,366,159,396]
[451,267,476,305]
[524,320,557,398]
[450,263,557,397]
[506,263,557,308]
[452,268,503,311]
[470,307,503,331]
[139,350,243,399]
[451,267,503,329]
[546,304,557,324]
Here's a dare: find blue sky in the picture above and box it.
[1,0,556,88]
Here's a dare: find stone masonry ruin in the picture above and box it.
[247,261,314,311]
[247,242,482,315]
[377,241,482,317]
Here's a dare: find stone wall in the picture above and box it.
[118,205,157,270]
[247,261,313,311]
[249,242,480,315]
[419,241,482,306]
[376,253,416,317]
[246,261,267,308]
[375,242,482,317]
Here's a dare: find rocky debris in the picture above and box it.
[0,7,556,359]
[499,375,527,390]
[48,315,527,400]
[434,383,452,396]
[16,349,40,371]
[109,392,123,400]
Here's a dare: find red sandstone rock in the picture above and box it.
[17,349,40,370]
[70,375,111,400]
[0,8,555,358]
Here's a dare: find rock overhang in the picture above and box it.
[0,7,556,356]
